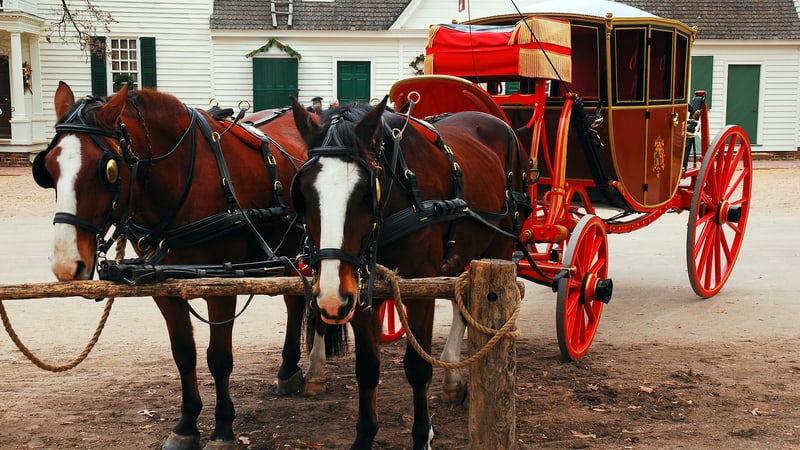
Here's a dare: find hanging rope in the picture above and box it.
[375,264,521,370]
[0,235,127,372]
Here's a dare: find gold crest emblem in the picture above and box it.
[653,136,665,176]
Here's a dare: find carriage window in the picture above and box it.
[673,33,689,102]
[614,28,645,102]
[567,25,599,97]
[111,39,139,92]
[648,29,673,100]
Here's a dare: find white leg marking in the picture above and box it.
[306,331,327,380]
[441,301,467,390]
[50,136,84,281]
[313,158,361,316]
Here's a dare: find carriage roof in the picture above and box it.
[494,0,657,20]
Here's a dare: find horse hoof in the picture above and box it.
[441,380,468,405]
[162,432,201,450]
[277,370,305,396]
[301,377,326,396]
[204,439,239,450]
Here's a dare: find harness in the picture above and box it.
[35,96,301,283]
[292,109,531,313]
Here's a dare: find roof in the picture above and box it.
[620,0,800,39]
[211,0,413,31]
[210,0,800,39]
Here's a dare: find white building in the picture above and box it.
[1,0,798,163]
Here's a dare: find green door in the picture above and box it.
[337,61,370,104]
[253,58,298,110]
[725,65,760,144]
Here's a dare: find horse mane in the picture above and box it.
[56,88,187,129]
[313,103,377,160]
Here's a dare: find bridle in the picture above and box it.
[33,95,198,274]
[291,114,386,313]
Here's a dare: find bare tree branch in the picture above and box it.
[46,0,117,60]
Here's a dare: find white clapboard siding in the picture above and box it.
[693,41,800,152]
[38,0,215,130]
[211,31,428,109]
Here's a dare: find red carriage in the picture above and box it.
[389,3,752,361]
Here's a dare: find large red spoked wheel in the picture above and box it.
[556,215,612,361]
[687,125,752,298]
[379,299,406,343]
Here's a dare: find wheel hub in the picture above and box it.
[581,273,613,305]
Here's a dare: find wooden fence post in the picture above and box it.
[467,259,518,449]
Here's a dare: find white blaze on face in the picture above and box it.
[50,135,84,280]
[314,158,361,316]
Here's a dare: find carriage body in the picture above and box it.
[400,6,697,213]
[390,0,752,360]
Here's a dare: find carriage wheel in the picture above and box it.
[687,125,752,298]
[379,299,406,343]
[556,215,612,361]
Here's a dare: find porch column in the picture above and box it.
[9,31,31,145]
[9,32,25,119]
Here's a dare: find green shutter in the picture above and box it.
[140,37,157,89]
[690,55,713,109]
[90,36,107,96]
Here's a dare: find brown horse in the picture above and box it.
[290,97,531,448]
[32,82,339,449]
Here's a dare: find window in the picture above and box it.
[613,28,645,103]
[90,36,157,96]
[111,39,138,91]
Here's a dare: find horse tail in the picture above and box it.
[304,309,349,357]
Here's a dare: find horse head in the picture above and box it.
[33,82,133,280]
[34,81,201,281]
[290,97,388,324]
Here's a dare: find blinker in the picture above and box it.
[105,158,120,185]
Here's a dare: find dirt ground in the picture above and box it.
[0,161,799,449]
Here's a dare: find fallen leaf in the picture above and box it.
[571,430,597,439]
[639,386,655,394]
[137,409,157,418]
[745,408,773,416]
[588,383,599,391]
[298,442,323,449]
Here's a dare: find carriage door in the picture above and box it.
[252,57,299,109]
[642,27,684,207]
[0,55,11,139]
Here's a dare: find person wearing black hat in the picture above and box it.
[306,96,323,113]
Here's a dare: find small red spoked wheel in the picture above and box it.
[556,215,611,361]
[687,125,752,298]
[379,299,406,343]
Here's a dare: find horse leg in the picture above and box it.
[349,308,382,450]
[440,301,468,404]
[301,320,328,396]
[277,294,307,396]
[204,296,238,448]
[155,296,203,450]
[403,298,436,449]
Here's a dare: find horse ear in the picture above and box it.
[290,96,320,147]
[354,95,389,150]
[95,84,129,128]
[54,81,75,118]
